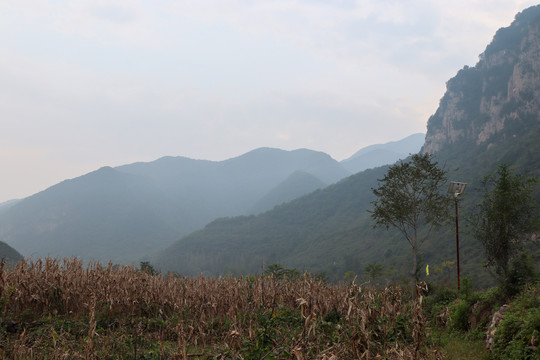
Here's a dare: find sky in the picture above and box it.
[0,0,538,203]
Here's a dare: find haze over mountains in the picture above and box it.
[0,134,424,264]
[2,5,540,283]
[154,5,540,282]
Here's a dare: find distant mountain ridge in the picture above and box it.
[0,199,20,214]
[343,133,425,161]
[0,132,423,264]
[0,148,350,263]
[341,133,425,174]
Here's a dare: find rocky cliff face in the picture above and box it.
[423,5,540,154]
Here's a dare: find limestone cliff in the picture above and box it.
[423,5,540,154]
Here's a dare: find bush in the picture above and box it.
[466,288,501,332]
[450,299,471,332]
[424,280,498,333]
[502,254,536,298]
[423,282,458,321]
[491,283,540,360]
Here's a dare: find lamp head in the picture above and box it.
[448,182,467,197]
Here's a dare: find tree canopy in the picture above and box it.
[470,163,539,295]
[370,153,450,296]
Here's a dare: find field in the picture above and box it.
[1,258,446,359]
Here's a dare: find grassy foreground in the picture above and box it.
[0,258,444,359]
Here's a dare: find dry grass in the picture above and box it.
[0,258,443,359]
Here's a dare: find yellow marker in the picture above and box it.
[426,264,429,276]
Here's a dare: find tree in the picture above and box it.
[264,263,300,280]
[140,261,157,276]
[370,153,450,298]
[364,262,383,283]
[470,164,539,295]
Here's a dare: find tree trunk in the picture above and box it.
[411,244,417,299]
[411,225,418,299]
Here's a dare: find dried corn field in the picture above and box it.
[0,258,442,359]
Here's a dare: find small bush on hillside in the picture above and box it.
[490,283,540,360]
[502,253,537,298]
[467,287,502,332]
[424,280,502,335]
[450,299,471,332]
[422,282,458,321]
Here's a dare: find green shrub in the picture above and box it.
[491,283,540,360]
[460,276,473,301]
[322,306,341,324]
[502,254,536,298]
[467,288,500,332]
[423,283,458,321]
[450,299,471,332]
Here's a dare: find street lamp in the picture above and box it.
[448,182,467,290]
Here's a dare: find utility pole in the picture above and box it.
[448,182,467,290]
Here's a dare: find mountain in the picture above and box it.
[249,171,327,214]
[0,199,20,214]
[423,5,540,181]
[154,166,390,276]
[154,5,540,283]
[0,240,23,266]
[341,133,425,174]
[0,148,350,263]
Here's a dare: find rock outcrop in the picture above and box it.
[486,304,509,350]
[423,5,540,154]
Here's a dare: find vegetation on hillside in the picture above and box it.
[489,284,540,360]
[422,277,539,360]
[470,164,539,297]
[155,157,540,288]
[155,165,390,278]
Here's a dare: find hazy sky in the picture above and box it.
[0,0,537,202]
